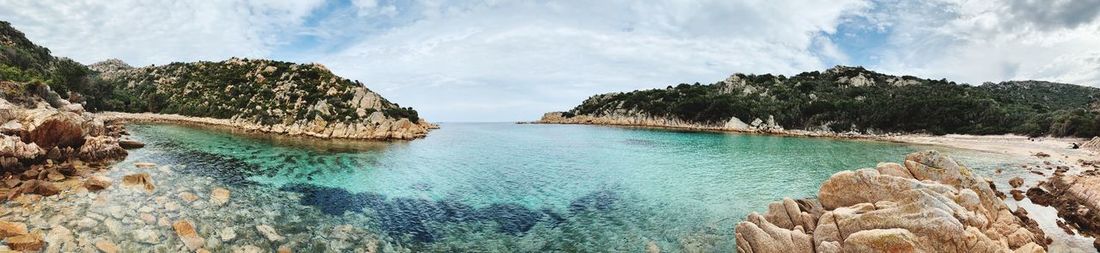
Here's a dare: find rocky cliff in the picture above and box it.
[735,150,1047,253]
[541,66,1100,137]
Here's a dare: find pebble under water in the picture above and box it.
[98,123,1022,252]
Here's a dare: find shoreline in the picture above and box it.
[531,120,1091,156]
[97,112,436,141]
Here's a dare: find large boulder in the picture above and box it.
[27,111,85,149]
[735,151,1046,253]
[77,136,127,162]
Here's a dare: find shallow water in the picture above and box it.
[8,122,1067,252]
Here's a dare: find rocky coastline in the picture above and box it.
[0,82,135,251]
[735,150,1048,253]
[535,112,875,139]
[97,112,438,141]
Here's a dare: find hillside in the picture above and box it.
[0,21,432,140]
[542,66,1100,137]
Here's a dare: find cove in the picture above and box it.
[121,122,973,251]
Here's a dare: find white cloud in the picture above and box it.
[0,0,325,66]
[866,0,1100,86]
[316,0,870,121]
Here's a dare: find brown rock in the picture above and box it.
[118,138,144,149]
[1009,177,1024,188]
[179,192,199,203]
[28,112,85,148]
[133,162,156,169]
[736,151,1046,253]
[6,233,43,251]
[46,171,64,181]
[0,221,28,238]
[278,245,293,253]
[172,220,205,251]
[1011,189,1026,201]
[734,213,813,253]
[121,173,155,192]
[211,187,230,206]
[95,239,119,253]
[84,175,112,191]
[78,136,127,162]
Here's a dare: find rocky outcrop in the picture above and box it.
[1026,170,1100,246]
[1082,137,1100,153]
[735,151,1047,253]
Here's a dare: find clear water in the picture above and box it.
[122,123,943,252]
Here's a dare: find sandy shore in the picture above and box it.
[880,134,1095,163]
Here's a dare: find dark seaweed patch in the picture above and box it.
[280,183,593,242]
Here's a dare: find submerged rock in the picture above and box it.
[5,232,43,251]
[121,173,155,192]
[0,221,27,238]
[211,187,230,206]
[133,162,156,168]
[256,224,285,242]
[84,175,112,191]
[734,151,1047,253]
[94,239,118,253]
[173,220,205,251]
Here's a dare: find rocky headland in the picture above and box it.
[735,150,1048,253]
[86,58,435,140]
[538,66,1100,138]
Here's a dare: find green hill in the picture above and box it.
[555,66,1099,137]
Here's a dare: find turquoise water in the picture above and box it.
[125,123,930,252]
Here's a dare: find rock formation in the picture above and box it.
[1026,169,1100,248]
[735,151,1047,253]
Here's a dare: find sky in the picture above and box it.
[1,0,1098,122]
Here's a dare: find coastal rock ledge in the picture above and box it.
[735,150,1047,253]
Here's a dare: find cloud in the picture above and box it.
[856,0,1100,86]
[314,0,870,121]
[0,0,325,66]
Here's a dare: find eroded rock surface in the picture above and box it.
[735,150,1047,253]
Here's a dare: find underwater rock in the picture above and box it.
[94,239,118,253]
[134,162,156,168]
[179,191,199,203]
[6,233,43,251]
[256,224,285,242]
[0,221,27,238]
[173,220,205,251]
[121,173,155,192]
[211,187,230,206]
[84,175,112,191]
